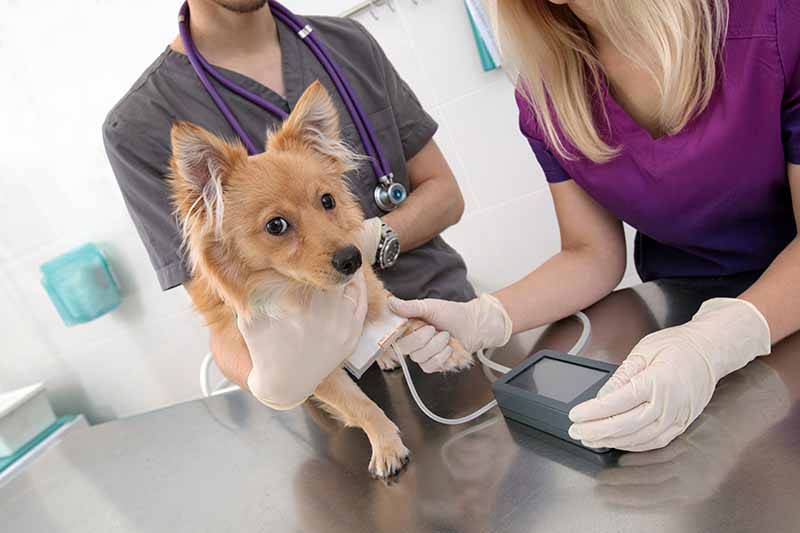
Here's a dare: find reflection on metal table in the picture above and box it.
[2,280,800,532]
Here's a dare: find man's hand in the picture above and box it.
[242,270,368,410]
[359,217,383,266]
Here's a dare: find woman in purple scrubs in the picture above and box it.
[389,0,800,451]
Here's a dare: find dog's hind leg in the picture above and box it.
[313,368,410,479]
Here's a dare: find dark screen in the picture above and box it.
[507,357,608,403]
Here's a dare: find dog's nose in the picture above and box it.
[331,245,362,276]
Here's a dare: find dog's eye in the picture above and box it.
[321,193,336,210]
[265,217,289,236]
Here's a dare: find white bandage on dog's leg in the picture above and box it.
[345,309,407,378]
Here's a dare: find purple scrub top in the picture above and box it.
[517,0,800,282]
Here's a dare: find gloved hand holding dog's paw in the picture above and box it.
[388,294,512,373]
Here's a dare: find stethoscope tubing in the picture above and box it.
[178,0,392,183]
[271,1,391,175]
[178,5,260,154]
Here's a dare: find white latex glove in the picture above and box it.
[568,298,771,451]
[595,361,790,507]
[240,270,368,410]
[359,217,383,266]
[388,294,512,371]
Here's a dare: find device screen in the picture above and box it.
[508,357,608,403]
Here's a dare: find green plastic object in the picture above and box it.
[40,243,122,326]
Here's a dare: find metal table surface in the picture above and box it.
[3,280,800,533]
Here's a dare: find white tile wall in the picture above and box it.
[1,0,639,423]
[0,1,207,423]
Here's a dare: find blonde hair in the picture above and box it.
[495,0,728,163]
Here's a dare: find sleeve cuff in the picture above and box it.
[782,109,800,163]
[786,144,800,165]
[157,260,190,291]
[401,110,438,161]
[527,138,571,183]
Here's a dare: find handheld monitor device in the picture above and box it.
[492,350,618,453]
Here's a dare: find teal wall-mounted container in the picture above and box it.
[40,243,122,326]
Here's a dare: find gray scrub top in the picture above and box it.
[103,15,475,302]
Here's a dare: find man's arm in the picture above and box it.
[739,163,800,344]
[382,139,465,252]
[349,21,464,251]
[184,279,252,390]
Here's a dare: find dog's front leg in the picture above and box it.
[313,368,410,479]
[381,318,474,373]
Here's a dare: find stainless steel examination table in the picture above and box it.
[3,280,800,533]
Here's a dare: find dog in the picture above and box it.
[167,81,472,478]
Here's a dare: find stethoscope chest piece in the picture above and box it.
[374,174,407,212]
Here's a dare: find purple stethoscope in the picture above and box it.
[178,0,407,212]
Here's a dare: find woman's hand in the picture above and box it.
[241,270,368,410]
[595,361,790,507]
[568,298,771,451]
[388,294,512,372]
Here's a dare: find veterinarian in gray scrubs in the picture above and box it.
[103,1,474,387]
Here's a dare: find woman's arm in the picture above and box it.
[389,178,628,365]
[739,163,800,343]
[495,179,627,334]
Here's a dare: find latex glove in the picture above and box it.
[240,270,368,410]
[568,298,771,451]
[359,217,383,266]
[596,361,789,507]
[388,294,512,370]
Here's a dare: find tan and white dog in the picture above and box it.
[168,81,472,478]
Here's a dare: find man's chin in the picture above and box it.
[212,0,269,14]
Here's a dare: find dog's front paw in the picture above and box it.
[439,337,474,374]
[376,349,400,371]
[369,437,411,479]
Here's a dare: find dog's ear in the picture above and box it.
[169,122,250,314]
[169,121,248,247]
[267,81,349,161]
[171,121,246,192]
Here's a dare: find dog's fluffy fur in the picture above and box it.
[168,81,471,478]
